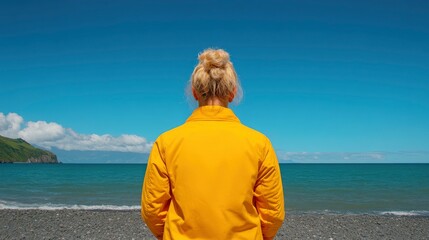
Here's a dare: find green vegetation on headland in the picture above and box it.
[0,135,58,163]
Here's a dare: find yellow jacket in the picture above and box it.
[141,106,285,240]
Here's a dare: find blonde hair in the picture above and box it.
[189,48,242,104]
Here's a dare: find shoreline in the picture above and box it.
[1,210,429,239]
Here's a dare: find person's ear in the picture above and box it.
[192,87,198,100]
[228,87,237,102]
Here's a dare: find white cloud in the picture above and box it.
[0,113,23,138]
[19,121,65,142]
[277,151,429,163]
[0,112,152,153]
[277,151,387,163]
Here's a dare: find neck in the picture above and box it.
[198,97,228,108]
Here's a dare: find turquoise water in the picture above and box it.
[282,164,429,215]
[1,164,428,215]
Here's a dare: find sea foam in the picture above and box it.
[0,200,140,211]
[380,211,429,216]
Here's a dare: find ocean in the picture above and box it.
[1,164,428,216]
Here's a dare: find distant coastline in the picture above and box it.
[0,135,58,163]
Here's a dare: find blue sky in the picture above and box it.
[1,0,428,162]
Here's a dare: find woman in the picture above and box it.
[141,48,284,240]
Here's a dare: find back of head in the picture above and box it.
[190,48,242,103]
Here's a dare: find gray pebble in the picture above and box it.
[1,210,428,240]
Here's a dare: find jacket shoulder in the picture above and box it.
[155,123,188,142]
[239,123,271,144]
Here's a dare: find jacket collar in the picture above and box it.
[186,106,240,123]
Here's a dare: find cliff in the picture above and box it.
[0,135,58,163]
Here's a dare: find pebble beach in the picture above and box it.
[1,210,428,240]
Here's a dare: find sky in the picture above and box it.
[1,0,428,162]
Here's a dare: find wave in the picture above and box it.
[287,209,429,216]
[2,200,429,216]
[0,200,140,211]
[379,211,429,216]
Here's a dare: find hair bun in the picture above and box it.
[198,49,230,71]
[190,48,241,102]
